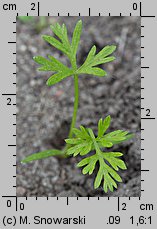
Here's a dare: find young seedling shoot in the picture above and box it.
[21,20,134,193]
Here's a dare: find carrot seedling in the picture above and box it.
[21,20,134,193]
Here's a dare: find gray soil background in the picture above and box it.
[16,16,141,197]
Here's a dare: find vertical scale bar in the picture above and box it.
[140,0,143,194]
[38,2,40,16]
[66,197,69,205]
[14,14,17,189]
[13,14,16,192]
[140,2,142,17]
[6,14,17,193]
[16,196,18,211]
[118,197,120,211]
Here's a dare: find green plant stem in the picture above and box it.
[63,58,79,155]
[62,74,79,156]
[68,74,79,138]
[68,56,79,139]
[88,128,103,162]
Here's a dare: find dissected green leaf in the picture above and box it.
[84,149,123,192]
[33,20,117,87]
[44,20,82,64]
[50,23,70,48]
[65,138,83,145]
[103,173,117,192]
[102,130,134,145]
[67,142,92,157]
[99,138,113,148]
[71,20,82,58]
[85,45,96,62]
[103,152,127,171]
[33,56,55,71]
[94,161,122,192]
[43,35,69,56]
[72,126,91,140]
[77,156,91,167]
[94,166,103,188]
[43,22,72,58]
[27,20,133,194]
[66,118,134,193]
[95,46,116,62]
[78,155,98,175]
[34,55,68,72]
[80,142,92,156]
[80,126,91,139]
[78,66,106,77]
[98,115,111,137]
[46,70,74,86]
[77,45,116,77]
[65,125,94,157]
[33,55,74,86]
[21,149,64,163]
